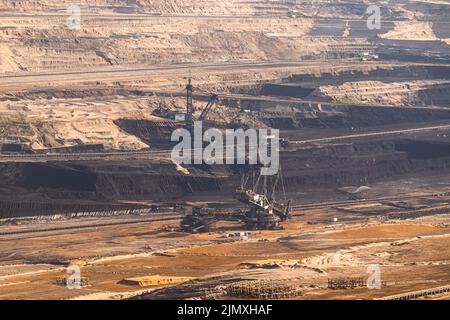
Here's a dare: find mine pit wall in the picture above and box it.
[417,87,450,107]
[0,161,232,219]
[298,106,450,129]
[281,139,450,190]
[94,170,230,200]
[253,65,450,107]
[114,119,180,148]
[396,140,450,160]
[257,104,450,130]
[226,65,450,109]
[1,136,450,219]
[261,85,316,99]
[376,40,450,63]
[22,163,97,192]
[0,201,149,221]
[284,66,450,87]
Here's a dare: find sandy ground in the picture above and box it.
[0,175,449,300]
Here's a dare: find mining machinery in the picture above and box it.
[180,206,246,233]
[185,77,219,127]
[152,78,219,125]
[235,168,291,230]
[181,168,292,233]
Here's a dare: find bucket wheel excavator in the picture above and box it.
[181,167,291,233]
[235,167,292,230]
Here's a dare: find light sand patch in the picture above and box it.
[0,44,21,73]
[379,21,438,41]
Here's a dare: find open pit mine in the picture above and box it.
[0,0,449,301]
